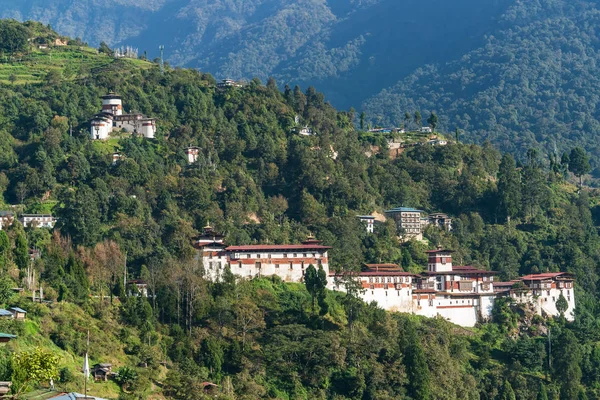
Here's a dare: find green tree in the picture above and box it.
[404,324,430,400]
[11,347,59,398]
[304,264,327,315]
[404,112,412,129]
[14,228,28,271]
[553,329,582,400]
[556,293,568,316]
[0,20,29,54]
[427,112,438,131]
[0,230,9,268]
[499,380,516,400]
[98,41,113,55]
[0,274,14,305]
[414,111,422,128]
[360,112,366,131]
[537,383,549,400]
[497,154,521,222]
[568,147,591,187]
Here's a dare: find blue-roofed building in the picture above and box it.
[8,307,26,320]
[384,207,426,240]
[49,393,107,400]
[0,309,13,318]
[0,332,16,343]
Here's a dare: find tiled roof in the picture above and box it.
[357,271,417,277]
[518,272,570,281]
[225,244,331,251]
[424,249,455,254]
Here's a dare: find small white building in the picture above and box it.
[217,79,243,88]
[185,147,201,164]
[427,213,452,231]
[357,215,375,233]
[18,214,56,229]
[111,152,124,166]
[0,211,14,230]
[299,126,315,136]
[420,126,433,133]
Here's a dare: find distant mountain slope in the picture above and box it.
[0,0,513,108]
[362,0,600,169]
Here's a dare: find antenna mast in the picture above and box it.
[159,45,165,74]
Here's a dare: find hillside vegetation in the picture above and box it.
[0,22,600,399]
[7,0,600,171]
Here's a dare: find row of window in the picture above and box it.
[367,276,411,283]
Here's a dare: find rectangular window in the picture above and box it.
[293,253,297,258]
[238,262,242,269]
[246,254,250,259]
[275,264,280,269]
[209,262,213,270]
[255,262,261,269]
[289,262,293,270]
[283,254,288,258]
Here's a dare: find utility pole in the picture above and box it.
[159,45,165,74]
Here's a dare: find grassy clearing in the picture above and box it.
[0,46,155,85]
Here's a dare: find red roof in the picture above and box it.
[424,266,495,276]
[357,271,417,277]
[518,272,571,281]
[225,244,331,251]
[425,249,455,254]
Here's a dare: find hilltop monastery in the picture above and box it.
[193,226,575,327]
[90,93,156,140]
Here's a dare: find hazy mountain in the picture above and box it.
[0,0,512,108]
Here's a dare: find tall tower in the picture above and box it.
[426,249,453,272]
[159,45,165,74]
[101,92,123,116]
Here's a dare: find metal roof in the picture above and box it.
[50,392,107,400]
[0,310,12,317]
[8,307,26,313]
[384,207,424,213]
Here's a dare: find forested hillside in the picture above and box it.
[2,22,600,399]
[8,0,600,172]
[362,0,600,172]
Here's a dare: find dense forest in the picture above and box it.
[1,21,600,399]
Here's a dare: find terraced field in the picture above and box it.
[0,45,153,84]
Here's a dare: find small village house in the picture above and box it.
[8,307,26,320]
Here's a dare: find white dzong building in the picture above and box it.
[90,93,157,140]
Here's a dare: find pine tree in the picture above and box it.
[499,380,516,400]
[537,383,548,400]
[497,154,521,222]
[404,323,430,400]
[568,147,591,187]
[14,228,28,271]
[427,112,438,132]
[414,111,422,128]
